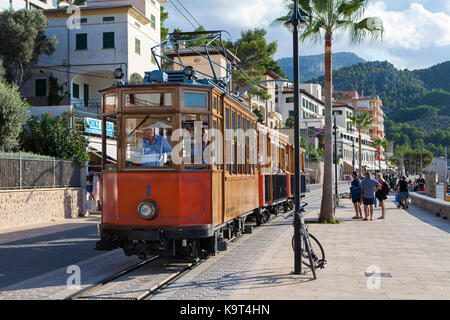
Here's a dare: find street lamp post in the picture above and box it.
[284,0,308,275]
[352,140,355,169]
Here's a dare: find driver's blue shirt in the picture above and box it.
[136,135,172,167]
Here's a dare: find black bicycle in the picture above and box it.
[283,202,326,278]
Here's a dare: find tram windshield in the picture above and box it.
[125,116,173,168]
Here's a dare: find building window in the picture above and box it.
[76,33,87,50]
[151,54,156,65]
[103,32,115,49]
[135,21,140,28]
[103,16,114,22]
[286,97,294,103]
[135,38,141,54]
[80,18,87,24]
[72,83,80,99]
[35,79,46,97]
[151,14,156,29]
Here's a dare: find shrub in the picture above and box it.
[0,81,30,151]
[20,110,89,165]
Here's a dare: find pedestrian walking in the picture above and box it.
[350,171,362,219]
[376,173,390,220]
[396,176,409,209]
[416,174,425,192]
[360,172,381,221]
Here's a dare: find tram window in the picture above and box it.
[103,93,117,114]
[124,116,173,168]
[213,96,217,111]
[181,114,209,169]
[184,92,207,108]
[125,92,172,107]
[231,110,236,174]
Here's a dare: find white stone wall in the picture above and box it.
[0,188,83,229]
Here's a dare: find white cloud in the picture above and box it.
[367,2,450,50]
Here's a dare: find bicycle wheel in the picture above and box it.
[303,234,316,279]
[291,233,325,269]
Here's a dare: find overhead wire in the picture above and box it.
[175,0,202,28]
[167,0,197,30]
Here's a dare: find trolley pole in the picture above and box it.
[284,0,308,275]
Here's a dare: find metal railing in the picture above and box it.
[0,154,81,190]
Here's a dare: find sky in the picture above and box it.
[162,0,450,70]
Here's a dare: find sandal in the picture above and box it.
[363,218,368,221]
[352,216,360,219]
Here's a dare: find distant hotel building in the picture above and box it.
[275,83,379,178]
[333,90,385,140]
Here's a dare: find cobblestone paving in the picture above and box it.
[151,187,450,300]
[150,186,332,300]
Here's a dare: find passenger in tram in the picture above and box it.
[135,125,172,167]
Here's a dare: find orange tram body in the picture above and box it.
[96,70,306,259]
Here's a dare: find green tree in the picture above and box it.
[252,108,265,124]
[391,144,411,175]
[225,28,282,99]
[274,0,383,223]
[285,116,294,128]
[20,111,89,164]
[160,5,169,40]
[371,137,389,171]
[0,9,57,87]
[0,81,30,151]
[348,113,373,176]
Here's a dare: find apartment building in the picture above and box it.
[275,83,325,130]
[333,90,385,140]
[21,0,164,112]
[0,0,56,11]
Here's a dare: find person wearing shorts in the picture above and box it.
[375,173,389,219]
[350,172,362,219]
[361,172,381,220]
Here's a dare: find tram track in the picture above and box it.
[65,184,346,300]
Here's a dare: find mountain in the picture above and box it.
[309,60,450,157]
[277,52,366,82]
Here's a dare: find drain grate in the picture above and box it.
[365,272,392,278]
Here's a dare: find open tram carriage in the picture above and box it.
[96,31,306,259]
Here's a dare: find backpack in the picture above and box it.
[382,181,390,196]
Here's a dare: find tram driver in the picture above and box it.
[135,125,172,167]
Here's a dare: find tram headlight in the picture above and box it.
[137,200,159,220]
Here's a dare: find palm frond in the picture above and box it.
[337,0,369,20]
[349,17,384,44]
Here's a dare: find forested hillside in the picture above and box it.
[277,52,365,82]
[310,60,450,157]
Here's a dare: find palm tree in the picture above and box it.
[392,144,411,175]
[348,113,373,176]
[273,0,383,223]
[371,137,389,171]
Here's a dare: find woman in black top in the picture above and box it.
[396,176,409,209]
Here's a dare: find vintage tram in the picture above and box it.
[95,33,306,259]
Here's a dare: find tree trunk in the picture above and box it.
[358,130,362,177]
[319,31,335,223]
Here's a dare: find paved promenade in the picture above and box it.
[153,195,450,300]
[0,186,449,300]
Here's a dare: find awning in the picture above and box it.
[88,138,117,161]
